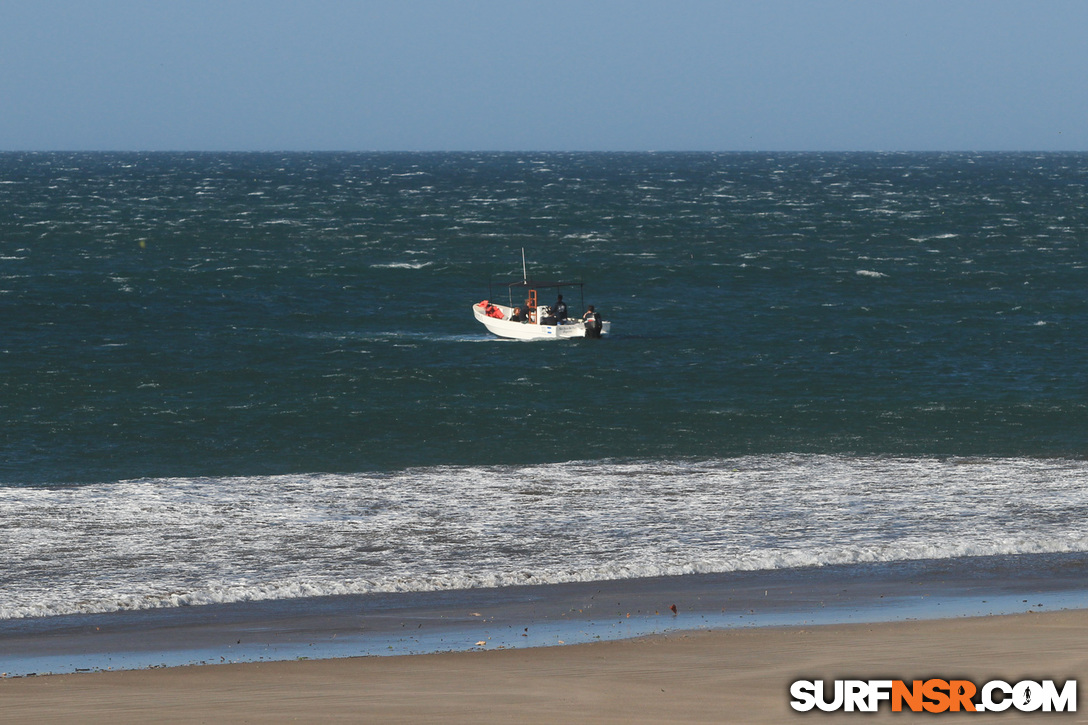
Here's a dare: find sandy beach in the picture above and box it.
[2,609,1085,724]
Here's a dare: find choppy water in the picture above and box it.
[3,152,1088,618]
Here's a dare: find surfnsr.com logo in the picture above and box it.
[790,679,1077,713]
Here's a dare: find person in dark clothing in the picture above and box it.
[510,306,528,322]
[553,294,568,323]
[583,305,603,338]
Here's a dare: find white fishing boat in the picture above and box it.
[472,252,611,340]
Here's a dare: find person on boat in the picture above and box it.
[510,306,528,322]
[583,305,603,338]
[524,298,537,324]
[553,294,568,323]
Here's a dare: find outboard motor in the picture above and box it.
[584,312,603,339]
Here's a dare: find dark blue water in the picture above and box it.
[4,152,1087,484]
[5,152,1088,623]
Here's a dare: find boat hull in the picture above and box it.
[473,303,610,340]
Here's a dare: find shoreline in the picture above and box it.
[4,554,1088,678]
[3,609,1086,723]
[4,557,1088,722]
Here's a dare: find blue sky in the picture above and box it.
[3,0,1086,151]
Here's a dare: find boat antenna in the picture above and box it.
[521,247,528,284]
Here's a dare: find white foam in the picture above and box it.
[3,456,1087,619]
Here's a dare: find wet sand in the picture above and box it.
[7,557,1088,677]
[3,609,1087,724]
[4,561,1088,722]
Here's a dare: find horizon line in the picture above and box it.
[3,148,1087,155]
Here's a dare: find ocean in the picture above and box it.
[3,151,1088,627]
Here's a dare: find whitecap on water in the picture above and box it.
[369,262,432,269]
